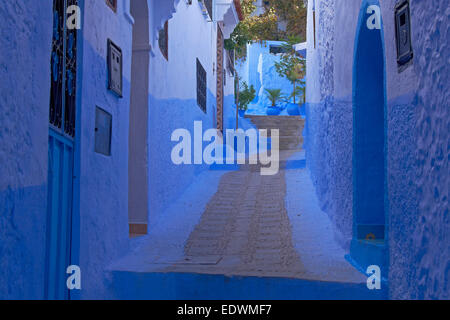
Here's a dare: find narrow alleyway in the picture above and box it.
[170,116,305,278]
[1,0,447,302]
[171,153,304,278]
[111,116,382,299]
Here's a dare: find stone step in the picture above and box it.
[245,115,303,121]
[250,122,304,129]
[261,135,302,143]
[246,116,304,123]
[279,142,302,150]
[247,120,304,131]
[254,124,304,130]
[244,115,305,150]
[253,124,304,131]
[111,271,386,299]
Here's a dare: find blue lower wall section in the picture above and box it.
[385,94,420,299]
[304,99,353,250]
[304,92,447,299]
[147,93,214,223]
[76,40,132,300]
[0,185,47,299]
[148,93,256,224]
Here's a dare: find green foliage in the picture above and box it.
[237,81,256,111]
[289,84,305,104]
[270,0,307,40]
[226,0,307,60]
[274,37,305,82]
[265,88,285,107]
[274,36,305,104]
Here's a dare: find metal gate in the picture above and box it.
[216,27,224,132]
[45,0,78,300]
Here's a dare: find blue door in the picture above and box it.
[45,0,78,300]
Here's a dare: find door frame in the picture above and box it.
[45,0,83,300]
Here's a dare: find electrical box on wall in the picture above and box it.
[95,106,112,156]
[107,39,123,97]
[395,0,413,72]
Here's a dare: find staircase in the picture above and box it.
[245,115,305,151]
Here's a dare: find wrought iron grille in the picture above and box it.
[227,49,235,75]
[196,58,207,113]
[49,0,78,138]
[269,45,288,55]
[204,0,213,20]
[105,0,117,12]
[158,21,169,60]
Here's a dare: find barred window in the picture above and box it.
[158,21,169,60]
[226,49,235,76]
[269,45,288,55]
[105,0,117,12]
[196,58,207,113]
[49,0,78,137]
[204,0,213,19]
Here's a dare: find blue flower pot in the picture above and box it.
[266,106,282,115]
[298,103,306,116]
[238,109,246,117]
[286,103,301,116]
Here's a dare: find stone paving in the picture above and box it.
[166,159,307,278]
[112,116,365,285]
[163,116,308,278]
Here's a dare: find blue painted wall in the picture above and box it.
[236,41,299,114]
[146,0,243,224]
[0,0,53,299]
[305,0,449,299]
[0,0,244,299]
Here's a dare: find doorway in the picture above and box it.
[351,0,387,268]
[46,0,79,300]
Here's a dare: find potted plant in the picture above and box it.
[297,85,306,115]
[265,88,285,115]
[286,85,305,115]
[237,81,256,117]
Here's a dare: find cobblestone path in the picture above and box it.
[165,160,306,278]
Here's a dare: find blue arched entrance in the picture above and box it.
[350,0,387,270]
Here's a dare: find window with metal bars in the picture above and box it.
[196,58,207,113]
[158,21,169,60]
[269,45,289,55]
[105,0,117,12]
[49,0,78,138]
[226,49,235,76]
[204,0,213,20]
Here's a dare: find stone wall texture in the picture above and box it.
[0,0,52,299]
[394,0,449,299]
[306,0,449,299]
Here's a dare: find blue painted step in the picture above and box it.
[111,271,387,300]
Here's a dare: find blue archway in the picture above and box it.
[350,0,387,270]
